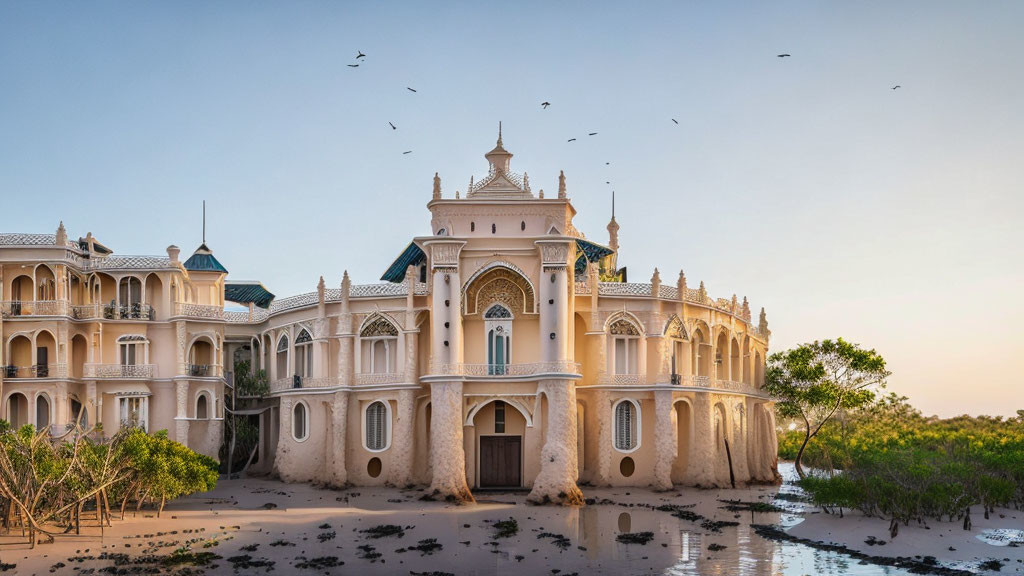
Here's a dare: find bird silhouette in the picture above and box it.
[541,101,551,108]
[891,85,901,90]
[588,132,598,136]
[777,54,791,57]
[347,64,359,68]
[606,181,610,184]
[567,138,576,142]
[672,118,679,124]
[407,87,417,93]
[389,122,396,130]
[356,51,366,59]
[403,151,412,155]
[605,162,610,165]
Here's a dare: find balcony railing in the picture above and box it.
[596,372,645,386]
[270,375,337,393]
[1,363,68,379]
[0,300,68,317]
[83,363,156,379]
[354,372,404,385]
[72,303,154,320]
[173,302,224,320]
[181,364,223,378]
[429,361,582,378]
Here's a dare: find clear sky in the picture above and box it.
[2,1,1021,417]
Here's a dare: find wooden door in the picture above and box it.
[479,436,522,488]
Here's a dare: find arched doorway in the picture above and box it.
[471,399,528,488]
[71,334,88,379]
[36,394,51,430]
[6,393,29,427]
[145,273,163,319]
[188,338,215,377]
[671,400,692,483]
[35,330,56,377]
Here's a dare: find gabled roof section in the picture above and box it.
[381,241,426,283]
[183,243,228,274]
[574,238,615,275]
[225,281,275,309]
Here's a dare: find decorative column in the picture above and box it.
[594,389,612,485]
[313,277,328,378]
[175,321,186,376]
[403,265,418,383]
[424,240,472,502]
[175,380,190,444]
[529,240,584,505]
[336,272,354,386]
[687,391,716,486]
[388,388,417,487]
[330,391,349,486]
[652,389,676,490]
[55,381,69,432]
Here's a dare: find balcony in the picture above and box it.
[429,361,582,378]
[83,363,156,379]
[270,375,337,393]
[173,302,224,320]
[354,372,404,386]
[181,364,223,378]
[72,303,155,321]
[0,300,68,317]
[1,363,68,379]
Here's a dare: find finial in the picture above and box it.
[523,172,529,191]
[538,189,545,199]
[56,221,67,245]
[342,270,350,289]
[677,269,687,294]
[558,170,566,199]
[469,175,474,192]
[456,190,460,199]
[759,307,768,328]
[650,268,661,296]
[497,121,503,147]
[318,275,326,292]
[742,296,751,319]
[731,294,738,312]
[698,281,707,300]
[433,172,441,199]
[612,190,616,219]
[651,268,661,283]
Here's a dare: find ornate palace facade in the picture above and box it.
[0,130,778,502]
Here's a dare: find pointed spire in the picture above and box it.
[484,123,512,173]
[55,221,67,246]
[731,294,738,313]
[317,276,326,317]
[698,281,707,301]
[557,170,567,199]
[317,276,326,301]
[432,172,442,200]
[523,172,529,191]
[650,268,661,297]
[497,121,503,147]
[677,269,687,297]
[468,175,474,193]
[742,296,751,319]
[341,270,351,311]
[759,307,768,330]
[538,188,545,199]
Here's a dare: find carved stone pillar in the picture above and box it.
[175,380,190,445]
[529,379,584,504]
[688,391,716,486]
[175,321,186,376]
[652,389,676,490]
[428,381,473,502]
[594,390,611,485]
[536,240,573,364]
[387,388,417,487]
[732,401,751,483]
[330,391,349,486]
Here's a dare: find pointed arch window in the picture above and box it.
[276,335,289,378]
[613,399,640,452]
[295,329,313,378]
[360,317,398,375]
[484,304,512,375]
[609,318,640,375]
[364,400,390,451]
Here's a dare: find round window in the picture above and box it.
[619,456,635,477]
[367,457,383,478]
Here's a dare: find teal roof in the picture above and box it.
[381,242,426,283]
[574,238,614,275]
[225,282,275,308]
[183,243,228,274]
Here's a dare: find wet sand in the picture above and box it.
[0,465,1020,575]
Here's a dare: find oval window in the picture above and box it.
[367,457,383,478]
[292,402,308,441]
[619,456,635,477]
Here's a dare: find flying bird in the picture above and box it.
[541,101,551,108]
[672,118,679,124]
[777,54,791,57]
[356,51,366,59]
[407,87,417,93]
[403,150,412,155]
[891,85,901,90]
[588,132,598,136]
[567,138,576,142]
[347,64,359,68]
[606,162,610,165]
[389,122,396,130]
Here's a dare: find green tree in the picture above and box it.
[766,338,890,478]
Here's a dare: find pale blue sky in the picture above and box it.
[2,1,1022,416]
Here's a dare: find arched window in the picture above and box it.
[118,277,142,318]
[613,399,640,452]
[276,335,289,378]
[365,401,389,451]
[484,304,512,375]
[292,401,308,441]
[196,393,209,419]
[609,318,640,375]
[117,334,148,366]
[360,317,398,375]
[665,316,687,382]
[295,329,313,378]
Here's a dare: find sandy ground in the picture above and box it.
[0,467,1020,575]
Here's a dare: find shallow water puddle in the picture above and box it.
[977,528,1024,547]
